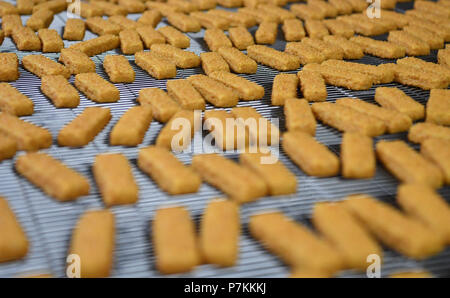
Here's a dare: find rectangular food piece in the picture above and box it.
[387,30,430,56]
[119,29,143,55]
[78,2,103,19]
[16,152,90,200]
[301,38,344,61]
[86,17,121,36]
[207,9,257,28]
[22,55,69,78]
[91,1,127,16]
[284,98,316,136]
[156,110,195,150]
[103,55,135,83]
[403,25,444,50]
[297,69,327,102]
[74,73,120,103]
[166,79,205,110]
[192,153,268,203]
[166,12,201,32]
[69,34,120,56]
[341,132,375,179]
[426,89,450,126]
[33,0,67,14]
[208,71,264,101]
[11,26,41,51]
[138,146,201,194]
[271,73,298,106]
[350,36,405,59]
[323,35,364,60]
[200,199,240,267]
[376,140,443,188]
[392,64,448,90]
[37,28,63,52]
[375,87,424,121]
[322,59,393,84]
[58,107,111,147]
[134,51,177,80]
[110,106,152,146]
[255,21,277,44]
[0,197,28,263]
[0,83,33,116]
[136,26,165,48]
[41,75,80,108]
[247,45,300,71]
[157,26,190,48]
[344,194,444,259]
[240,152,297,195]
[153,206,200,274]
[282,18,305,41]
[285,42,326,65]
[217,46,257,74]
[137,88,179,123]
[187,74,238,107]
[312,202,381,270]
[0,134,17,162]
[249,212,343,274]
[93,153,138,206]
[204,28,232,51]
[119,0,146,13]
[408,122,450,144]
[0,113,52,151]
[190,11,229,30]
[150,44,200,68]
[26,9,53,31]
[138,10,162,27]
[200,52,230,75]
[421,138,450,184]
[228,26,254,50]
[311,102,386,137]
[58,48,96,75]
[204,110,247,151]
[70,210,115,278]
[322,19,354,38]
[282,131,339,177]
[2,14,22,37]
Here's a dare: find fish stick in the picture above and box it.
[166,12,201,32]
[421,138,450,184]
[322,19,354,38]
[375,87,424,121]
[217,46,257,74]
[240,152,297,195]
[0,135,17,162]
[138,146,201,194]
[157,26,190,49]
[168,0,200,13]
[136,26,165,49]
[86,17,121,36]
[192,0,216,10]
[204,28,232,51]
[119,29,143,54]
[258,4,295,20]
[322,59,393,84]
[426,89,450,126]
[0,83,33,116]
[396,57,450,85]
[108,15,140,30]
[282,18,305,42]
[137,10,162,27]
[2,14,22,36]
[376,140,443,188]
[322,35,363,60]
[41,75,80,108]
[409,122,450,145]
[237,7,279,23]
[200,52,230,75]
[188,74,238,107]
[297,69,327,102]
[247,45,300,71]
[337,14,387,36]
[37,28,63,53]
[11,26,41,51]
[156,110,195,150]
[308,0,338,18]
[415,0,450,18]
[207,9,257,28]
[74,73,119,103]
[341,132,375,179]
[146,2,180,16]
[387,30,430,56]
[138,88,179,123]
[167,79,205,110]
[204,110,247,150]
[192,153,268,203]
[78,2,103,19]
[190,11,229,30]
[403,25,444,50]
[290,4,325,20]
[350,36,405,59]
[118,0,145,13]
[69,210,115,278]
[304,19,329,40]
[63,19,85,41]
[249,212,343,274]
[0,113,51,151]
[343,194,444,259]
[312,202,381,270]
[255,21,277,45]
[311,102,386,136]
[103,55,135,83]
[336,97,412,133]
[0,197,28,263]
[151,44,200,68]
[58,48,95,75]
[110,106,152,146]
[271,73,298,105]
[209,71,264,101]
[58,107,111,147]
[33,0,67,14]
[22,54,69,78]
[134,51,177,79]
[392,64,448,90]
[69,34,120,56]
[228,26,254,50]
[16,152,90,200]
[91,1,126,16]
[153,206,200,274]
[26,9,53,31]
[438,48,450,68]
[301,38,343,60]
[284,42,326,65]
[284,98,316,135]
[328,0,353,15]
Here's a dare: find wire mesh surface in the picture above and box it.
[0,1,449,278]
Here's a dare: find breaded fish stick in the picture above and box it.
[284,42,326,65]
[247,45,300,71]
[297,69,327,102]
[322,59,393,84]
[204,28,232,51]
[0,83,33,116]
[69,34,120,57]
[426,89,450,126]
[204,110,247,150]
[323,35,364,60]
[207,9,257,28]
[156,110,195,150]
[301,37,343,60]
[322,19,354,38]
[200,52,230,75]
[290,4,325,21]
[282,18,305,42]
[37,28,63,53]
[376,140,443,188]
[421,138,450,184]
[190,11,229,30]
[403,25,444,50]
[284,98,316,136]
[135,51,177,79]
[91,1,126,16]
[157,26,190,48]
[26,8,53,31]
[63,18,86,41]
[350,36,405,59]
[119,29,143,55]
[41,75,80,108]
[150,44,200,69]
[22,54,69,78]
[271,73,298,106]
[282,131,339,177]
[138,10,162,27]
[0,197,28,263]
[110,106,152,146]
[86,17,121,36]
[392,64,448,90]
[16,152,90,200]
[304,19,329,40]
[103,55,135,83]
[396,57,450,86]
[217,46,257,74]
[375,87,424,121]
[58,48,95,75]
[238,7,279,23]
[12,26,42,51]
[209,71,264,101]
[136,26,165,49]
[187,74,238,107]
[138,88,179,123]
[341,132,375,179]
[138,146,201,194]
[408,122,450,144]
[387,30,430,56]
[166,12,201,32]
[192,153,268,203]
[75,73,119,103]
[228,26,254,50]
[167,79,205,110]
[255,21,277,45]
[2,15,22,37]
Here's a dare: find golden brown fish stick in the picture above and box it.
[190,11,229,30]
[304,19,329,40]
[109,15,140,30]
[0,197,28,263]
[284,98,316,135]
[271,73,298,106]
[438,47,450,68]
[328,0,353,14]
[26,9,53,31]
[311,102,386,137]
[2,14,22,37]
[409,122,450,144]
[153,206,200,274]
[204,110,247,150]
[136,26,165,49]
[74,73,119,102]
[415,0,450,17]
[258,4,295,20]
[228,26,254,50]
[396,57,450,85]
[297,69,327,102]
[207,9,257,28]
[192,153,268,203]
[157,26,190,49]
[119,29,143,55]
[134,51,177,79]
[421,138,450,184]
[217,46,257,74]
[387,30,430,56]
[247,45,300,71]
[284,42,326,65]
[17,0,33,15]
[22,54,69,78]
[110,106,152,146]
[69,34,120,57]
[312,202,381,270]
[86,17,121,36]
[301,38,343,60]
[167,79,205,110]
[146,2,180,17]
[249,212,343,274]
[156,110,195,150]
[119,0,145,13]
[0,113,52,151]
[200,52,230,75]
[322,19,354,38]
[375,87,424,121]
[139,146,201,194]
[11,26,41,51]
[200,199,240,267]
[78,2,103,19]
[282,131,339,177]
[403,25,444,50]
[0,83,33,116]
[391,64,448,90]
[16,152,90,200]
[344,194,444,259]
[377,140,443,188]
[0,135,17,162]
[138,88,179,123]
[58,107,111,147]
[341,132,375,179]
[209,71,264,101]
[323,59,393,84]
[426,89,450,126]
[138,10,162,27]
[33,0,67,14]
[58,48,95,75]
[41,75,80,108]
[255,21,277,45]
[308,0,338,18]
[168,0,200,13]
[240,152,297,195]
[282,18,305,42]
[337,14,387,36]
[166,12,201,32]
[204,28,232,51]
[37,28,63,53]
[322,36,363,60]
[91,1,126,16]
[93,153,138,206]
[151,44,200,68]
[238,7,279,23]
[350,36,405,59]
[103,55,135,83]
[188,74,238,107]
[69,210,115,278]
[290,4,325,21]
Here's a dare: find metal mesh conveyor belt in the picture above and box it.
[0,0,449,278]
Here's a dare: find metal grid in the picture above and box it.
[0,1,449,278]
